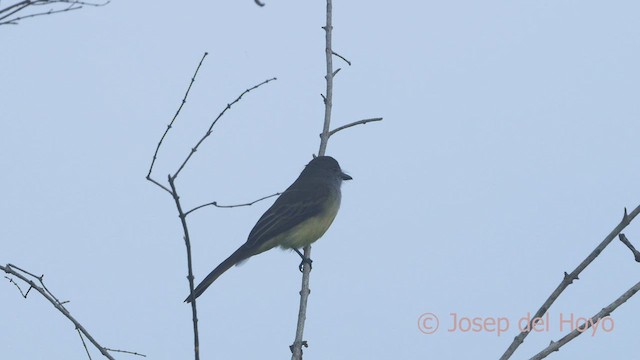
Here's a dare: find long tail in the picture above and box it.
[184,245,251,303]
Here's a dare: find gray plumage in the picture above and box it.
[185,156,351,302]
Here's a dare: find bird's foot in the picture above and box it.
[294,248,313,272]
[298,257,313,272]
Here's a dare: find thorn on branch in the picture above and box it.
[563,271,579,283]
[332,68,341,77]
[623,207,630,225]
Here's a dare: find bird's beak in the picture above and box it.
[341,172,353,181]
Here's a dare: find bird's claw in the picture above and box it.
[298,257,313,272]
[293,248,313,272]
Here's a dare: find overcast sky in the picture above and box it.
[2,1,640,359]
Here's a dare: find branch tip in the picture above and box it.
[328,117,383,137]
[331,51,352,65]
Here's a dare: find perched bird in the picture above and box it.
[185,156,352,302]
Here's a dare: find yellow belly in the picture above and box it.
[278,203,340,249]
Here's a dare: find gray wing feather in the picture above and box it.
[246,186,329,251]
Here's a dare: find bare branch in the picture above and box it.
[316,0,335,158]
[618,234,640,262]
[0,1,109,26]
[2,263,117,360]
[171,77,277,180]
[147,52,209,188]
[331,50,351,66]
[185,192,281,216]
[499,204,640,360]
[328,117,383,138]
[291,1,334,359]
[146,176,172,195]
[529,280,640,360]
[104,348,147,357]
[76,329,93,360]
[145,54,277,359]
[167,175,200,360]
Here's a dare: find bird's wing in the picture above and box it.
[245,184,330,251]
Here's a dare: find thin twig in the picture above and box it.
[328,117,383,138]
[0,1,32,16]
[104,348,147,357]
[167,176,200,360]
[146,56,276,360]
[316,0,334,158]
[0,0,108,26]
[185,192,281,216]
[331,51,351,66]
[529,280,640,360]
[147,52,209,187]
[2,264,116,360]
[618,234,640,262]
[146,177,172,195]
[500,205,640,360]
[0,5,81,25]
[0,2,32,23]
[171,77,277,180]
[77,329,93,360]
[254,0,265,6]
[5,275,32,297]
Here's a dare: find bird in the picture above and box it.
[185,156,352,302]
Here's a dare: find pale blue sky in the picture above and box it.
[2,1,640,359]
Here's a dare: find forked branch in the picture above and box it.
[500,204,640,360]
[2,263,143,359]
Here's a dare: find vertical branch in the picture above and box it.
[168,176,200,360]
[147,51,274,358]
[317,0,334,158]
[291,1,333,359]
